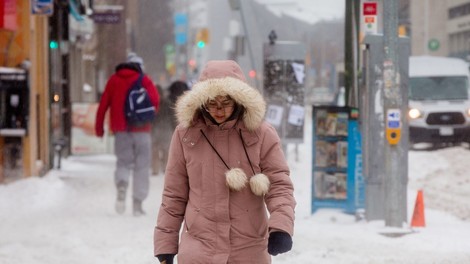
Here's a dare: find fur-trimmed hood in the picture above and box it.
[175,60,266,131]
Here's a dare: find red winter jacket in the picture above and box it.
[95,65,160,137]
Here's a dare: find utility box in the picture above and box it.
[263,41,306,149]
[360,35,410,221]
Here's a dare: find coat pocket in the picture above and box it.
[231,197,268,239]
[184,202,215,243]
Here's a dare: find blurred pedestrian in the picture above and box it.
[95,53,160,216]
[152,81,189,175]
[153,60,296,263]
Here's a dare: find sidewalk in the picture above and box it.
[1,146,470,263]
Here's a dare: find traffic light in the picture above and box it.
[188,59,196,68]
[196,28,210,48]
[197,41,205,48]
[248,70,256,78]
[49,40,59,49]
[398,25,407,36]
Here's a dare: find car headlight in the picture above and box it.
[408,108,422,119]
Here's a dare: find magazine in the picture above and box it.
[336,141,348,168]
[336,112,349,136]
[315,109,328,135]
[326,141,338,167]
[313,172,325,198]
[323,173,337,199]
[314,172,348,200]
[325,112,337,136]
[334,173,347,199]
[315,140,329,167]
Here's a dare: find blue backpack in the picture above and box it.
[124,74,156,127]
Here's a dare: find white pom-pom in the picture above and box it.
[225,168,248,191]
[250,173,270,196]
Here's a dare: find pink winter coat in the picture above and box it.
[154,60,296,264]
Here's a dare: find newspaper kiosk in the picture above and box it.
[311,106,364,214]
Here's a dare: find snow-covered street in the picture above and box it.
[1,113,470,263]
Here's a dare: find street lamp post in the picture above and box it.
[228,0,259,90]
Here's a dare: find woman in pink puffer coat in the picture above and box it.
[154,60,296,264]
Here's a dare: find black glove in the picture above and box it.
[156,254,175,264]
[268,231,293,256]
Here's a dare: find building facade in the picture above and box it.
[447,0,470,59]
[411,0,470,60]
[1,0,173,183]
[0,0,50,182]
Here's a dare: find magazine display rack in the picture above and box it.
[312,106,364,214]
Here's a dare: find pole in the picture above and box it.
[238,1,260,90]
[383,0,405,227]
[344,0,352,105]
[424,0,429,55]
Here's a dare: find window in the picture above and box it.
[409,76,469,101]
[449,3,470,19]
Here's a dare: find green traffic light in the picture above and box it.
[197,41,205,48]
[50,40,59,49]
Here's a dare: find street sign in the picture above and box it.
[386,109,402,145]
[31,0,53,16]
[92,12,121,24]
[363,16,378,35]
[387,109,401,127]
[174,13,188,45]
[428,39,440,51]
[387,109,400,120]
[362,1,378,35]
[363,2,378,16]
[1,0,18,30]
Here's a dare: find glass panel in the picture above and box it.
[409,76,469,100]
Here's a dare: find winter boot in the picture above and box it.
[133,198,145,217]
[115,181,127,214]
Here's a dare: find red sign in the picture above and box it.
[365,16,375,23]
[363,2,378,16]
[0,0,18,31]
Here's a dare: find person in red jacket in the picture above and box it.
[95,53,160,216]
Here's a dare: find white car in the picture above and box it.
[408,56,470,146]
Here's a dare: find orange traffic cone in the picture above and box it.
[411,190,425,227]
